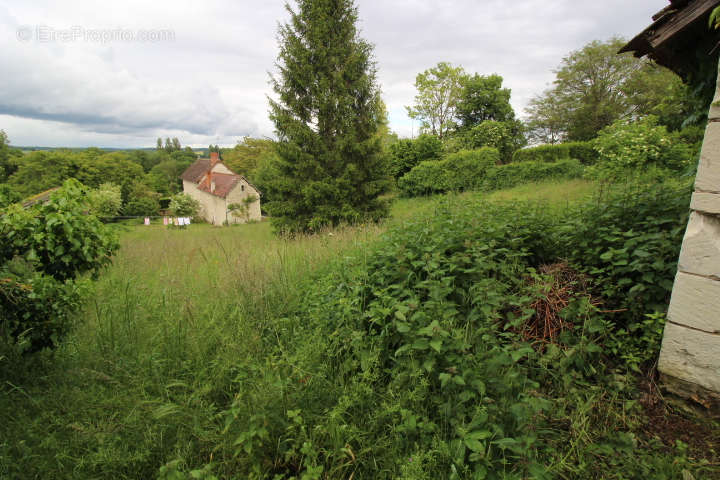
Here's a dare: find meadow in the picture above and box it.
[1,179,718,479]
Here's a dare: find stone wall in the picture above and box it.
[658,68,720,407]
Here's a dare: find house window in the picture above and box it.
[241,185,245,192]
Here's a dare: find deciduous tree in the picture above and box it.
[406,62,466,139]
[456,74,515,128]
[524,37,690,143]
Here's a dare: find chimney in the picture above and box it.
[210,151,219,167]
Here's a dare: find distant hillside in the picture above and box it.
[12,146,207,154]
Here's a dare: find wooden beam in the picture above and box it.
[647,0,720,49]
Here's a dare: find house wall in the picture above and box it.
[182,179,229,225]
[211,163,234,175]
[225,178,262,224]
[182,172,262,226]
[657,66,720,407]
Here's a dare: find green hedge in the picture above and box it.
[512,142,598,165]
[398,147,499,197]
[482,158,585,191]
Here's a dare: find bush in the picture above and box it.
[0,184,20,208]
[398,147,499,196]
[559,178,692,366]
[0,179,118,351]
[512,141,598,165]
[213,180,701,478]
[587,116,694,181]
[567,142,599,165]
[86,183,122,218]
[456,121,517,162]
[169,193,200,218]
[388,134,443,182]
[513,143,570,163]
[482,158,584,191]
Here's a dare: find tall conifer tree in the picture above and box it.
[268,0,389,233]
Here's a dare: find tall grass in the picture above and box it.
[0,179,600,478]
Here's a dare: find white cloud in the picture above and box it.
[0,0,665,147]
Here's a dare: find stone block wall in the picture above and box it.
[658,70,720,407]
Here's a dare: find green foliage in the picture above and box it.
[449,120,525,163]
[567,141,599,165]
[483,159,585,191]
[1,180,715,479]
[456,73,515,128]
[559,179,692,343]
[213,181,704,478]
[398,147,499,196]
[169,193,200,218]
[524,37,693,142]
[406,62,466,138]
[0,184,21,208]
[228,195,259,222]
[7,149,145,201]
[86,183,122,218]
[266,0,390,234]
[0,130,19,183]
[512,141,598,165]
[387,134,443,182]
[587,117,694,181]
[222,137,277,178]
[123,181,161,216]
[0,179,118,351]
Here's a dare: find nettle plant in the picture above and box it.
[0,179,118,352]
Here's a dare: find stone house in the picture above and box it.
[181,152,261,225]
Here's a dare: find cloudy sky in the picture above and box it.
[0,0,664,148]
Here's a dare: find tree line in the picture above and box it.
[0,22,702,232]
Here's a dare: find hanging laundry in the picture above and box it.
[144,217,150,225]
[163,217,169,226]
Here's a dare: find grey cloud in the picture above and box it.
[0,0,664,146]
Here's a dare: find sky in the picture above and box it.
[0,0,666,148]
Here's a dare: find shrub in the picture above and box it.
[169,193,200,218]
[388,134,443,182]
[587,116,694,181]
[124,181,161,216]
[0,184,20,208]
[482,158,584,191]
[0,179,118,351]
[86,183,122,218]
[559,179,692,365]
[512,141,598,165]
[567,141,599,165]
[216,181,699,478]
[512,143,570,163]
[397,147,499,196]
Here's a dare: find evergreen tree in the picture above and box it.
[267,0,390,234]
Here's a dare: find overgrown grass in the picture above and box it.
[1,179,717,479]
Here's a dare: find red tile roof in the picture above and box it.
[198,173,239,198]
[181,159,262,199]
[181,159,211,183]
